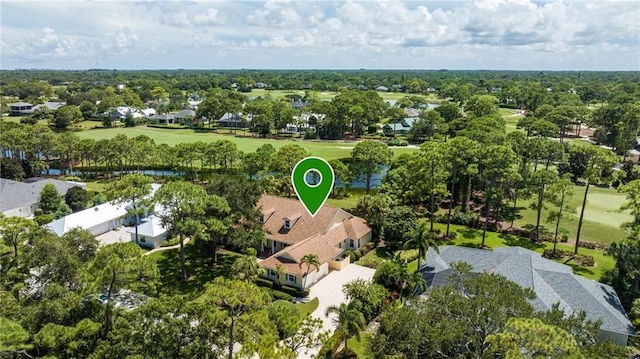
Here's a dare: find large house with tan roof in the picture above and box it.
[257,195,371,289]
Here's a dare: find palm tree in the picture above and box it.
[231,249,264,283]
[299,253,320,288]
[403,222,439,272]
[273,263,285,288]
[324,300,366,356]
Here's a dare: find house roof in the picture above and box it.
[421,246,636,337]
[403,107,421,118]
[219,112,242,121]
[10,102,33,107]
[46,200,129,236]
[0,178,84,212]
[34,102,65,111]
[126,216,167,238]
[257,195,351,246]
[175,109,196,118]
[258,195,371,276]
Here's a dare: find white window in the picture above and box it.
[140,237,146,243]
[349,239,355,248]
[268,269,276,277]
[259,215,264,223]
[284,219,291,229]
[286,274,297,283]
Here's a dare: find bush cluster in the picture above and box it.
[387,138,408,146]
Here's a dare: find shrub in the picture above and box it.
[437,208,479,227]
[270,289,293,302]
[577,240,608,250]
[400,249,419,262]
[344,249,361,262]
[542,249,595,267]
[280,285,309,298]
[34,214,55,225]
[304,129,316,139]
[387,138,408,146]
[574,254,595,267]
[358,256,382,269]
[360,242,375,256]
[256,277,274,289]
[160,237,180,248]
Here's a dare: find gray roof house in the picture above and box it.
[420,246,635,346]
[383,117,420,135]
[1,178,85,218]
[218,113,245,128]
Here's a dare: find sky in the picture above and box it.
[1,0,639,71]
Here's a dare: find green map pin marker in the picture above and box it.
[291,156,334,217]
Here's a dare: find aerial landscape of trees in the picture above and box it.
[1,69,640,358]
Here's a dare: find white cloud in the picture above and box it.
[193,8,224,26]
[0,0,637,70]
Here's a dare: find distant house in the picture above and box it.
[109,106,145,120]
[9,102,34,116]
[258,195,372,289]
[33,102,65,111]
[141,108,156,117]
[255,82,268,88]
[420,246,636,346]
[375,86,389,92]
[187,100,202,110]
[148,114,176,125]
[174,109,196,125]
[218,113,245,128]
[290,99,309,110]
[0,178,85,218]
[383,117,420,135]
[403,107,421,118]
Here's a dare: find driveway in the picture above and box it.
[95,226,132,246]
[309,264,376,333]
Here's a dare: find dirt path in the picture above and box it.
[142,238,191,256]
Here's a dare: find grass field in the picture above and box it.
[75,126,418,160]
[513,184,630,245]
[247,89,440,102]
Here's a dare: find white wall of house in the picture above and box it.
[3,203,36,218]
[315,262,329,283]
[130,232,167,249]
[88,218,122,236]
[598,330,628,347]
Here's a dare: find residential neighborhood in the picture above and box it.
[1,3,639,354]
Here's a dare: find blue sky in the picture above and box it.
[1,0,639,70]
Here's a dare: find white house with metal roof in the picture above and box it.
[126,215,168,249]
[46,200,130,237]
[420,246,636,346]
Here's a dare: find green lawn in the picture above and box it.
[75,126,417,161]
[149,242,241,299]
[432,223,614,281]
[326,188,372,211]
[247,89,440,102]
[296,297,319,317]
[512,184,630,245]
